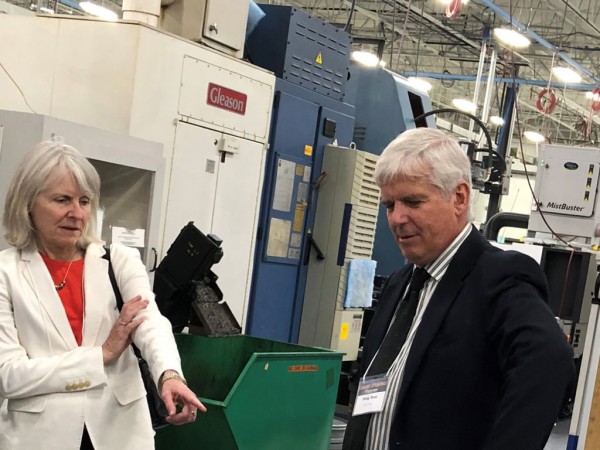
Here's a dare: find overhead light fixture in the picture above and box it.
[551,66,582,84]
[407,77,432,92]
[586,91,600,102]
[79,2,119,21]
[524,131,545,143]
[489,115,505,126]
[493,28,530,48]
[39,6,55,14]
[350,50,381,67]
[452,98,477,113]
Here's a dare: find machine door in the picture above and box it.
[163,121,265,325]
[204,0,249,51]
[246,92,319,341]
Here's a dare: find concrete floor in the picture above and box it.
[544,418,571,450]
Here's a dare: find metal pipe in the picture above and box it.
[402,71,595,90]
[477,0,600,85]
[469,41,488,138]
[122,0,161,26]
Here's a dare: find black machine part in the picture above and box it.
[153,221,241,335]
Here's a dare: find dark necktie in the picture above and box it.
[343,267,431,450]
[368,267,431,375]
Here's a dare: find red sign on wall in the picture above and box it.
[206,83,247,115]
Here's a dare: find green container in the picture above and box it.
[155,334,343,450]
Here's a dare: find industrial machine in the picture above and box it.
[244,5,356,343]
[298,144,380,361]
[522,143,600,449]
[0,11,275,328]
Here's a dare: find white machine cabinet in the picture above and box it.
[163,122,265,325]
[0,13,275,332]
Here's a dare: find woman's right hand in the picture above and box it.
[102,295,148,364]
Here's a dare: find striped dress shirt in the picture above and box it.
[365,224,473,450]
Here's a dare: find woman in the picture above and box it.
[0,138,205,449]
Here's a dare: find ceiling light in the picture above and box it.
[524,131,546,143]
[490,115,505,126]
[551,66,582,84]
[79,2,119,21]
[407,77,432,92]
[586,91,600,102]
[452,98,477,113]
[39,7,55,14]
[350,51,381,67]
[493,28,530,48]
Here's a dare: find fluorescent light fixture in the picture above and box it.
[39,6,55,13]
[489,115,505,126]
[350,51,380,67]
[552,66,582,84]
[524,131,545,143]
[79,2,119,21]
[586,91,600,102]
[493,28,530,48]
[407,77,432,92]
[452,98,477,113]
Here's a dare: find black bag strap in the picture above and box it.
[103,246,142,359]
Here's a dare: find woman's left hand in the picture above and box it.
[161,376,207,425]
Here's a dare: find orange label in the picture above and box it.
[288,365,319,373]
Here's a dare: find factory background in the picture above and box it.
[1,1,599,448]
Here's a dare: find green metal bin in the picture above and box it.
[155,334,343,450]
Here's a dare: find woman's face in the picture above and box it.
[30,172,91,259]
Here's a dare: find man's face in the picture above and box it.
[380,170,470,267]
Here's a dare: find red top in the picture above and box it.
[41,254,85,346]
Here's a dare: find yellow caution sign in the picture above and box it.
[315,52,323,65]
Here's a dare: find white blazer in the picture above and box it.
[0,243,183,450]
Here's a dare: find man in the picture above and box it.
[343,127,574,450]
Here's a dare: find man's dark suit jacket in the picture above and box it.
[344,226,574,450]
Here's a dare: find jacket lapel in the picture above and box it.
[21,248,78,349]
[396,227,486,407]
[82,244,112,346]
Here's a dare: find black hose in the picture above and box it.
[482,212,529,241]
[414,108,496,171]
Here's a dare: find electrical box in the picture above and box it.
[529,144,600,238]
[299,144,380,361]
[160,0,249,58]
[246,5,351,101]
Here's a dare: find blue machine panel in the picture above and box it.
[246,4,351,101]
[246,80,355,342]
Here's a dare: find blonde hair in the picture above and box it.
[3,138,102,250]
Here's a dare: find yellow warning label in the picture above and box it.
[304,145,313,156]
[340,322,349,340]
[316,52,323,65]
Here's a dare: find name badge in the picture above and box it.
[352,375,389,416]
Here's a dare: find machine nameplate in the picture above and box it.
[207,83,247,115]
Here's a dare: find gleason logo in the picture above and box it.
[207,83,247,115]
[542,201,584,212]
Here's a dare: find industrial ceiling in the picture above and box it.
[272,0,600,157]
[5,0,600,158]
